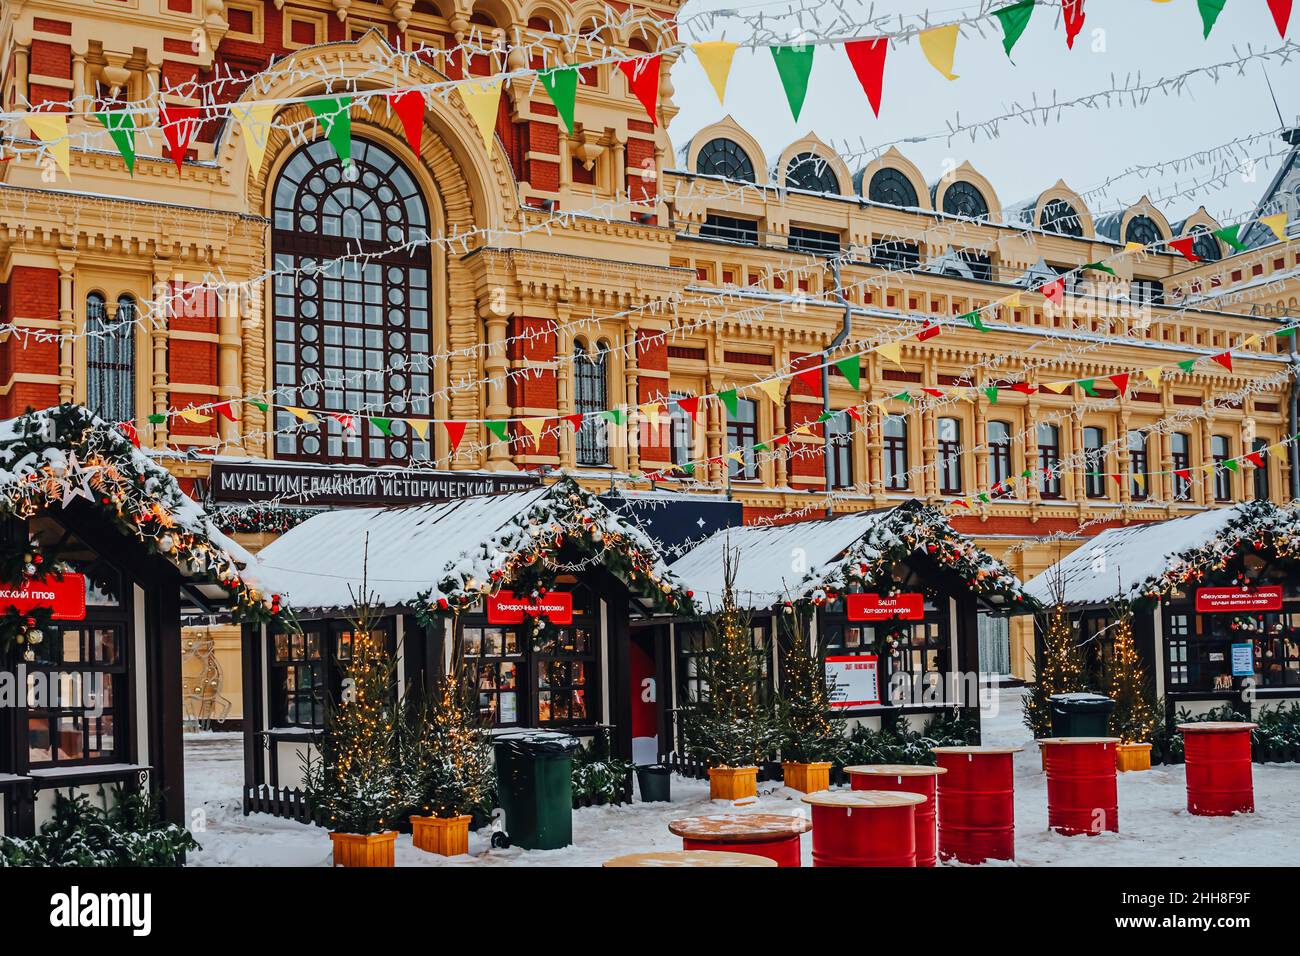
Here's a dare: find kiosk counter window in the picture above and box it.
[1165,600,1300,692]
[820,596,951,707]
[675,621,772,705]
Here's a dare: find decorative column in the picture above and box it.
[1118,409,1133,504]
[150,265,173,445]
[57,257,77,404]
[217,281,243,448]
[625,325,640,475]
[974,401,989,497]
[13,44,29,103]
[483,312,510,470]
[1025,401,1041,502]
[1199,414,1215,505]
[72,54,88,114]
[556,324,575,469]
[921,403,938,498]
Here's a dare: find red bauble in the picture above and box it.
[25,617,36,627]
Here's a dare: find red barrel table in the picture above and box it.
[1038,737,1120,836]
[1179,721,1258,816]
[668,813,812,867]
[603,850,776,868]
[801,789,927,867]
[932,745,1022,864]
[846,764,947,867]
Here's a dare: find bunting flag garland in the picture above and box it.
[485,420,510,442]
[1246,450,1266,468]
[391,89,427,154]
[1260,212,1289,241]
[1042,381,1073,394]
[1168,236,1201,261]
[283,406,317,425]
[769,45,816,121]
[307,96,352,163]
[1078,379,1098,396]
[1109,373,1130,394]
[214,401,239,422]
[1041,278,1065,305]
[692,41,738,105]
[993,1,1036,57]
[1063,0,1087,49]
[844,37,888,117]
[601,408,627,426]
[119,421,141,448]
[916,323,942,341]
[249,399,269,413]
[233,102,276,172]
[962,310,989,332]
[1211,352,1233,371]
[330,412,356,434]
[538,67,579,135]
[178,407,211,425]
[564,413,585,431]
[717,388,739,417]
[1144,367,1163,386]
[1084,261,1116,276]
[370,416,395,437]
[793,366,822,392]
[875,341,904,367]
[618,55,662,125]
[1269,0,1293,37]
[638,402,663,427]
[1213,223,1249,251]
[444,420,468,453]
[835,357,862,390]
[756,379,785,404]
[520,417,547,449]
[677,395,702,422]
[1177,359,1197,374]
[94,111,136,174]
[1197,0,1227,38]
[406,417,430,441]
[918,24,960,80]
[24,113,70,178]
[159,105,201,172]
[456,78,503,151]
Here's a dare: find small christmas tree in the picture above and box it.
[680,546,781,768]
[1024,591,1087,737]
[1106,604,1160,744]
[775,605,844,763]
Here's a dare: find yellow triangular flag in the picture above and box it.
[232,102,276,173]
[1125,241,1145,253]
[757,379,784,404]
[283,405,317,425]
[692,42,738,105]
[875,340,904,367]
[521,417,546,448]
[1042,381,1073,394]
[726,449,744,462]
[792,423,813,436]
[1143,367,1162,387]
[456,78,503,151]
[406,418,430,441]
[25,113,70,178]
[1242,334,1260,349]
[1260,212,1289,242]
[1131,473,1145,492]
[639,402,662,428]
[178,407,212,424]
[918,24,960,80]
[1269,442,1287,457]
[1003,292,1022,308]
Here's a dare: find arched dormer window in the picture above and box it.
[1189,226,1222,263]
[868,167,918,208]
[1125,214,1163,247]
[574,339,609,465]
[942,181,988,220]
[1040,198,1084,237]
[86,292,135,423]
[785,152,838,194]
[695,138,755,183]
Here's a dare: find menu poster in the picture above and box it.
[1231,642,1255,678]
[826,654,880,709]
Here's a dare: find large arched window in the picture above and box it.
[86,292,135,423]
[942,181,988,220]
[785,152,838,193]
[271,139,432,463]
[1040,198,1084,237]
[1125,214,1163,247]
[695,138,755,183]
[868,168,918,208]
[1189,226,1222,263]
[574,339,609,465]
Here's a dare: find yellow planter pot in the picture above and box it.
[781,761,833,793]
[410,815,472,856]
[708,766,758,801]
[329,830,397,867]
[1115,742,1153,773]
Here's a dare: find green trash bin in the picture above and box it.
[493,730,578,850]
[1049,692,1115,737]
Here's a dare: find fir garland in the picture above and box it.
[209,504,318,535]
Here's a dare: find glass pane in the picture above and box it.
[28,718,52,763]
[57,715,84,761]
[93,628,117,664]
[62,629,82,664]
[274,633,289,662]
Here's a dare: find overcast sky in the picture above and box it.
[665,0,1297,226]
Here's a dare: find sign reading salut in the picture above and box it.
[209,461,540,506]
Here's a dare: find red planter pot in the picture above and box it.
[1039,738,1120,836]
[1180,722,1258,816]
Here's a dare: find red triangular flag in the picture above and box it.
[1040,278,1065,305]
[564,413,585,431]
[329,412,355,433]
[1063,0,1086,49]
[444,420,468,452]
[214,401,240,422]
[773,434,791,447]
[1175,468,1192,483]
[1111,474,1123,488]
[916,323,941,341]
[119,421,140,448]
[618,55,661,126]
[1010,383,1036,395]
[1268,0,1292,38]
[1168,236,1201,262]
[794,366,822,393]
[845,405,863,422]
[159,105,201,172]
[1246,451,1265,468]
[844,38,888,117]
[676,395,701,423]
[390,89,426,154]
[1211,352,1233,372]
[1108,373,1130,394]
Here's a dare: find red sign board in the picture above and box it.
[486,590,574,625]
[846,592,925,622]
[1195,586,1284,614]
[0,574,86,621]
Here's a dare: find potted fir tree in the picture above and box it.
[680,548,781,800]
[775,605,843,792]
[304,576,411,867]
[1107,604,1160,772]
[404,639,494,856]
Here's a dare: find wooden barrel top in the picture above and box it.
[931,745,1024,755]
[1037,737,1121,746]
[668,812,812,842]
[845,763,947,778]
[801,789,927,809]
[1177,721,1258,733]
[602,850,778,868]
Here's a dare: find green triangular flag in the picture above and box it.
[250,399,269,412]
[1177,359,1197,374]
[148,413,166,425]
[307,96,352,163]
[1213,223,1249,252]
[963,311,989,332]
[1084,261,1116,276]
[993,0,1035,57]
[1020,468,1033,479]
[95,112,136,174]
[835,357,861,390]
[601,408,627,425]
[1197,0,1227,38]
[769,45,816,122]
[753,442,769,453]
[485,420,510,441]
[370,416,395,436]
[539,67,579,134]
[816,410,835,423]
[1223,458,1239,473]
[978,493,991,504]
[894,392,912,403]
[717,388,739,417]
[984,387,999,403]
[1079,379,1097,396]
[680,463,695,476]
[1276,327,1297,338]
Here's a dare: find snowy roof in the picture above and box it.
[252,477,686,613]
[1024,504,1259,606]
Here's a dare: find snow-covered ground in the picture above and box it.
[184,688,1300,867]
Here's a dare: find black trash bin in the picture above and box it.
[1049,692,1115,737]
[493,730,579,851]
[635,764,672,803]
